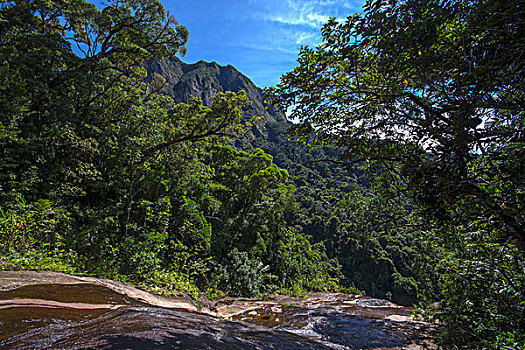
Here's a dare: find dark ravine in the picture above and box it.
[0,270,438,349]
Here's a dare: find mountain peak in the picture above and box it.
[147,57,287,126]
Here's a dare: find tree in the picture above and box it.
[267,0,525,248]
[267,0,525,347]
[0,0,188,201]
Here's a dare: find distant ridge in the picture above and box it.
[147,57,288,137]
[145,56,339,173]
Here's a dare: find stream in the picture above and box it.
[0,271,438,349]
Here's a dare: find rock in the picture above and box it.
[0,270,440,349]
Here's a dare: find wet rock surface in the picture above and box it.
[0,271,438,349]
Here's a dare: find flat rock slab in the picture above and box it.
[0,270,439,349]
[0,270,204,313]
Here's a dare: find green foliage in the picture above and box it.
[0,197,79,273]
[0,0,339,300]
[246,122,422,304]
[214,247,268,297]
[334,179,422,305]
[268,0,525,346]
[418,224,525,348]
[273,228,340,293]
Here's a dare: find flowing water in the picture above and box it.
[0,282,437,349]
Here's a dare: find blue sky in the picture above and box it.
[161,0,364,88]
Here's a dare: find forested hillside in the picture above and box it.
[147,57,424,306]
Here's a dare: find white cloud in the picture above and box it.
[293,31,317,45]
[342,2,363,11]
[317,0,339,6]
[232,42,298,56]
[307,13,330,24]
[265,12,329,28]
[264,0,332,28]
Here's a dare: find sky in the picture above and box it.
[161,0,365,88]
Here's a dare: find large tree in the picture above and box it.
[0,0,188,201]
[268,0,525,247]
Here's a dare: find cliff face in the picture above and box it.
[147,57,288,135]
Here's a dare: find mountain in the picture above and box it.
[146,57,346,180]
[147,57,288,142]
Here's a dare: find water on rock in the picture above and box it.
[0,273,438,349]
